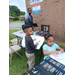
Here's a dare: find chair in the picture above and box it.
[9,45,23,65]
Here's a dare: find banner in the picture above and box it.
[32,3,41,14]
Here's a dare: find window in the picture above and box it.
[11,18,12,20]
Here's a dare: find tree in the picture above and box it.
[20,11,25,15]
[9,12,19,20]
[9,5,20,16]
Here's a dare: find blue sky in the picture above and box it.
[9,0,27,12]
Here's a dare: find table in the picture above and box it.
[12,30,44,60]
[50,52,65,65]
[12,30,44,49]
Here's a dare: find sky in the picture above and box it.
[9,0,27,12]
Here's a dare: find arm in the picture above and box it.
[43,49,60,55]
[25,14,30,25]
[58,47,64,53]
[29,39,38,49]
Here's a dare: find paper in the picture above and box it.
[22,35,44,50]
[50,52,65,65]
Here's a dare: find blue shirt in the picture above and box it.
[43,43,59,60]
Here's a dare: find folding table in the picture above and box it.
[12,30,45,60]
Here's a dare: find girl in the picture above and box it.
[43,34,64,60]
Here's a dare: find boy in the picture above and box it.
[23,25,39,70]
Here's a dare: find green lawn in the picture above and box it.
[9,29,65,75]
[9,20,24,23]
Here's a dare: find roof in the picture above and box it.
[19,15,25,17]
[9,16,15,18]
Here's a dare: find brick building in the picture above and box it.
[19,15,25,21]
[9,16,15,22]
[25,0,65,42]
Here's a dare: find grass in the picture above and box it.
[9,29,65,75]
[9,20,24,23]
[15,27,21,28]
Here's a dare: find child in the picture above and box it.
[23,25,39,70]
[43,34,64,60]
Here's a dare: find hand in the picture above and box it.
[35,42,39,45]
[60,49,64,53]
[54,51,60,55]
[33,39,36,41]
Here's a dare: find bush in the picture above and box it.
[21,19,24,21]
[14,16,19,20]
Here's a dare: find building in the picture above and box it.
[9,16,15,22]
[25,0,65,42]
[19,15,25,21]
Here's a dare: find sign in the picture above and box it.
[30,0,43,5]
[32,3,41,14]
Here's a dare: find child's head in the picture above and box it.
[23,25,34,36]
[44,34,54,46]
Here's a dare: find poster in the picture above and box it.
[30,0,43,5]
[32,3,41,14]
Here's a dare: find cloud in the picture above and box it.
[9,0,26,12]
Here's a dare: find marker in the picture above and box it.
[59,64,63,69]
[56,71,60,75]
[56,63,61,67]
[44,64,49,68]
[42,61,46,65]
[50,59,53,62]
[62,66,65,71]
[52,68,56,73]
[50,68,53,72]
[40,61,45,65]
[51,67,56,73]
[43,63,48,67]
[52,61,57,65]
[58,72,63,75]
[47,65,52,71]
[53,69,59,74]
[26,72,28,74]
[61,65,65,70]
[45,67,48,70]
[28,73,30,75]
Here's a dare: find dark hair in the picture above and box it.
[27,8,31,11]
[22,25,31,32]
[44,34,53,40]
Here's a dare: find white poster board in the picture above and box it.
[50,52,65,65]
[22,35,44,50]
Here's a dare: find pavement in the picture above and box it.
[9,22,24,29]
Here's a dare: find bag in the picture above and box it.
[33,23,38,27]
[11,38,22,46]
